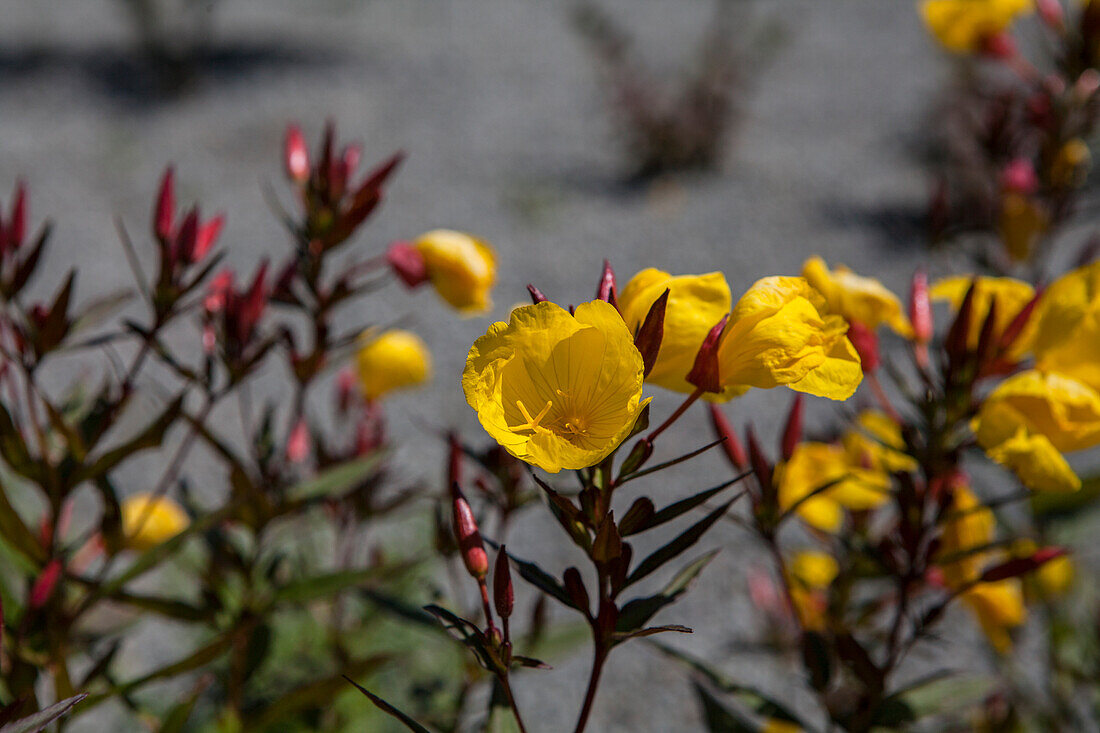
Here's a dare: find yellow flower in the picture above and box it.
[356,330,432,401]
[787,551,838,632]
[843,410,919,474]
[121,493,189,551]
[1013,540,1075,597]
[984,427,1080,492]
[762,719,802,733]
[920,0,1032,54]
[938,486,1026,653]
[463,300,649,473]
[1050,138,1091,189]
[789,551,839,589]
[777,442,891,532]
[715,276,862,401]
[999,192,1047,262]
[975,370,1100,454]
[414,229,497,314]
[930,275,1037,355]
[1032,261,1100,392]
[961,580,1026,655]
[800,257,912,336]
[618,268,731,395]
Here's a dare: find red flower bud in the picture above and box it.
[1036,0,1064,30]
[284,125,310,183]
[846,321,880,373]
[1001,158,1038,195]
[174,208,199,265]
[451,483,489,580]
[494,546,513,619]
[634,289,668,378]
[780,394,803,461]
[193,215,225,263]
[708,404,747,471]
[686,313,729,393]
[286,418,310,463]
[526,284,548,304]
[9,182,26,250]
[981,31,1016,60]
[908,269,933,344]
[30,559,63,609]
[154,167,175,242]
[447,432,463,491]
[385,241,429,288]
[595,259,618,308]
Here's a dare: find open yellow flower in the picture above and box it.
[1032,261,1100,391]
[777,442,891,532]
[931,275,1037,355]
[121,493,189,551]
[984,427,1080,492]
[356,330,432,401]
[843,410,918,474]
[937,486,1026,653]
[920,0,1032,54]
[463,300,648,473]
[618,268,731,395]
[414,229,497,314]
[801,257,912,336]
[714,276,862,401]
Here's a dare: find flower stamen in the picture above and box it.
[515,399,553,434]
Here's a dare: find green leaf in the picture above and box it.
[272,564,414,605]
[621,477,747,536]
[0,401,45,485]
[693,683,757,733]
[617,438,727,485]
[0,693,87,733]
[344,676,437,733]
[613,624,692,642]
[106,591,207,622]
[245,655,389,729]
[624,499,735,588]
[487,541,576,610]
[0,479,45,565]
[615,550,717,634]
[286,453,385,503]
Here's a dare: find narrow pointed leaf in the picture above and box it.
[624,499,735,587]
[343,677,435,733]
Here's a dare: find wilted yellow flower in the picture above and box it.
[121,493,189,551]
[999,192,1048,262]
[715,276,862,401]
[356,330,432,401]
[938,486,1026,653]
[618,268,731,395]
[777,442,891,532]
[976,369,1100,454]
[463,300,649,473]
[931,275,1037,355]
[920,0,1032,54]
[414,229,497,313]
[1032,261,1100,392]
[801,257,912,336]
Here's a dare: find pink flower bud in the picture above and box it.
[908,270,933,344]
[193,215,225,263]
[780,394,804,461]
[451,483,488,580]
[154,167,175,242]
[385,241,429,288]
[686,313,729,393]
[1001,158,1038,195]
[1036,0,1064,30]
[284,125,310,183]
[981,31,1016,60]
[846,321,880,373]
[708,404,747,471]
[595,259,617,307]
[286,418,310,463]
[30,559,63,609]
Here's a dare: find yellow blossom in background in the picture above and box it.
[777,442,891,532]
[121,493,189,551]
[787,551,838,632]
[618,268,731,394]
[1033,261,1100,391]
[714,276,862,401]
[930,275,1037,355]
[1050,138,1091,189]
[463,300,648,473]
[999,192,1047,262]
[761,719,803,733]
[919,0,1032,54]
[800,256,912,336]
[1013,540,1075,597]
[356,330,432,401]
[414,229,497,313]
[985,428,1080,492]
[937,486,1026,653]
[975,370,1100,454]
[961,580,1026,655]
[843,410,919,474]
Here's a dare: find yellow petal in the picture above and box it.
[777,442,888,532]
[618,268,731,394]
[985,427,1081,492]
[974,370,1100,454]
[962,580,1026,654]
[463,300,647,473]
[789,551,839,589]
[938,486,995,586]
[930,275,1037,356]
[920,0,1032,54]
[1033,261,1100,392]
[121,493,189,551]
[801,256,912,336]
[356,330,432,401]
[415,229,497,314]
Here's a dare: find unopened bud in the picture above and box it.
[595,259,618,308]
[451,483,489,580]
[284,124,310,183]
[494,546,513,619]
[386,241,429,288]
[846,321,880,373]
[686,313,728,393]
[1000,158,1038,195]
[286,418,310,463]
[1036,0,1064,29]
[780,394,803,461]
[745,425,773,495]
[981,31,1016,60]
[9,182,26,250]
[526,284,548,304]
[708,404,747,471]
[154,167,175,242]
[30,559,63,609]
[908,270,933,344]
[634,289,668,378]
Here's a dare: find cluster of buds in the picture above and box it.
[150,168,225,320]
[0,183,47,303]
[283,122,403,259]
[202,264,272,381]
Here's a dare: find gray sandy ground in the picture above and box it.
[0,0,1076,730]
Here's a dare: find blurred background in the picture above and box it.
[0,0,977,729]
